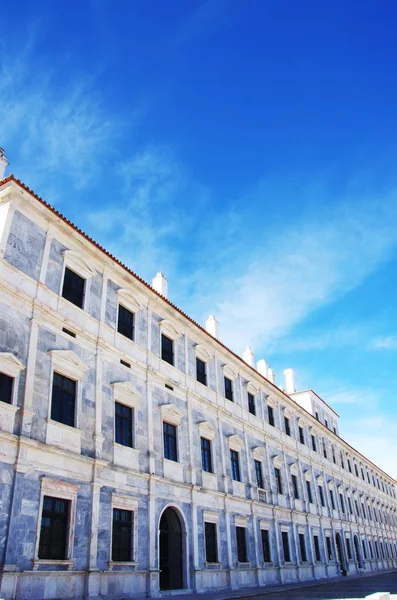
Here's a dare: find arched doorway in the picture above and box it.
[354,535,364,569]
[159,507,183,590]
[335,532,347,575]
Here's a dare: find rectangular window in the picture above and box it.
[161,334,174,366]
[51,372,76,428]
[254,460,264,489]
[330,489,335,510]
[282,531,291,562]
[201,437,213,473]
[311,435,317,452]
[313,534,321,561]
[325,419,328,428]
[347,537,352,560]
[315,411,319,420]
[348,459,352,473]
[306,480,313,503]
[38,495,70,560]
[224,377,233,402]
[62,267,85,309]
[204,522,218,563]
[112,508,132,562]
[163,422,177,461]
[274,467,283,495]
[355,464,359,477]
[196,358,207,386]
[117,305,134,340]
[318,485,325,507]
[348,497,353,514]
[267,405,275,426]
[248,392,255,415]
[284,416,291,436]
[339,493,345,513]
[230,450,241,481]
[292,474,299,499]
[261,529,271,562]
[236,526,247,562]
[115,402,133,447]
[326,536,333,560]
[362,539,367,560]
[0,372,13,404]
[323,441,327,459]
[299,533,307,562]
[299,426,305,445]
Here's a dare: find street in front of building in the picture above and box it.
[237,570,397,600]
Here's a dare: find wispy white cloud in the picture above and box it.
[369,336,397,350]
[0,39,123,192]
[326,387,379,406]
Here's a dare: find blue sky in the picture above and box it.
[1,0,397,476]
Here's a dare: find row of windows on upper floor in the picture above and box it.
[58,268,397,499]
[0,356,396,507]
[36,490,397,569]
[6,363,397,527]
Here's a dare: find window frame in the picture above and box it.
[163,421,178,462]
[0,353,24,434]
[61,266,86,310]
[260,526,272,563]
[267,404,275,426]
[161,333,175,366]
[281,530,291,563]
[292,474,299,500]
[117,303,135,341]
[313,534,321,562]
[247,392,256,415]
[50,371,77,428]
[204,521,218,564]
[196,357,207,386]
[201,436,213,473]
[299,532,307,563]
[110,493,138,567]
[254,459,264,489]
[203,511,221,566]
[274,467,283,495]
[230,449,241,482]
[235,526,248,563]
[115,401,133,448]
[224,376,234,402]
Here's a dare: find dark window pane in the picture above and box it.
[236,527,247,562]
[62,267,85,309]
[326,536,333,560]
[267,405,275,426]
[311,435,317,452]
[117,305,134,340]
[112,508,132,561]
[248,393,255,415]
[306,480,313,503]
[38,495,70,560]
[205,522,217,563]
[314,535,321,561]
[163,422,177,461]
[330,489,335,510]
[230,450,240,482]
[299,426,305,445]
[0,372,13,404]
[282,531,290,562]
[51,372,76,427]
[224,377,233,402]
[339,493,345,513]
[319,486,325,507]
[201,437,212,473]
[161,334,174,366]
[196,358,207,386]
[261,529,271,562]
[275,468,283,495]
[115,402,133,447]
[299,533,307,562]
[284,417,291,436]
[255,460,263,489]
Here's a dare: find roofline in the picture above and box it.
[292,389,340,418]
[0,174,395,486]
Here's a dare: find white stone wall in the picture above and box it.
[0,177,396,600]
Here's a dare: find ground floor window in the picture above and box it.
[236,526,247,562]
[112,508,133,561]
[38,496,70,560]
[204,522,218,563]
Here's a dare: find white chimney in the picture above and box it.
[152,272,168,298]
[267,367,275,384]
[257,359,268,377]
[0,148,9,180]
[243,346,255,367]
[284,368,295,394]
[205,315,219,339]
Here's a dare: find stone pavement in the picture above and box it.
[174,569,397,600]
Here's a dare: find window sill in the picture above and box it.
[0,401,18,434]
[33,559,75,571]
[113,443,140,470]
[109,561,138,571]
[237,562,250,568]
[46,419,81,454]
[205,562,222,569]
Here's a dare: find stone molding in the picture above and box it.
[160,403,183,426]
[198,421,216,441]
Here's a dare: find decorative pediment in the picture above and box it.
[338,484,344,493]
[160,403,184,426]
[111,381,140,407]
[298,417,306,427]
[252,446,266,460]
[328,480,335,490]
[194,344,213,362]
[227,434,244,451]
[310,427,318,436]
[283,406,293,418]
[198,421,216,441]
[247,381,259,395]
[316,475,324,485]
[159,319,181,340]
[0,352,25,377]
[353,490,360,500]
[49,350,88,380]
[304,469,312,482]
[272,455,283,468]
[223,364,237,380]
[62,250,97,278]
[117,288,145,312]
[266,396,277,408]
[290,463,299,475]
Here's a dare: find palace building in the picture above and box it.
[0,152,396,600]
